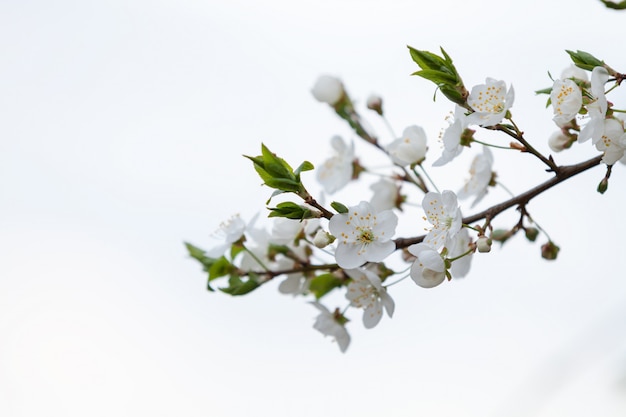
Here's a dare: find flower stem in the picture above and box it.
[415,165,440,193]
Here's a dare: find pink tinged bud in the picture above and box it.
[366,94,383,115]
[541,241,560,260]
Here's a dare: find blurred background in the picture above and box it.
[1,0,626,415]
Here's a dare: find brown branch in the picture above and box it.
[393,155,603,249]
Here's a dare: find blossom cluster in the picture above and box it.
[187,48,625,352]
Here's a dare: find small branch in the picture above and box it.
[244,263,340,279]
[304,196,335,219]
[394,155,603,249]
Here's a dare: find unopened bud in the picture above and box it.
[476,236,492,253]
[491,229,510,243]
[525,227,539,242]
[311,75,345,106]
[597,177,609,194]
[548,131,572,152]
[541,241,560,260]
[312,230,335,248]
[510,141,527,152]
[366,94,383,115]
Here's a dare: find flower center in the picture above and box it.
[357,227,375,244]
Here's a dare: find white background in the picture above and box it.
[2,0,626,416]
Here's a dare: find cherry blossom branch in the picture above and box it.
[393,154,603,249]
[490,122,560,173]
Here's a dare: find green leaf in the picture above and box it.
[534,87,552,95]
[309,273,343,299]
[261,144,294,178]
[412,69,457,85]
[408,46,467,105]
[294,160,314,176]
[566,50,604,71]
[185,242,219,291]
[331,201,349,214]
[209,256,235,280]
[219,273,261,296]
[268,202,313,220]
[600,0,626,9]
[230,242,245,259]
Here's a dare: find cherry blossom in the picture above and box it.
[551,78,582,127]
[317,135,354,194]
[432,106,470,167]
[385,125,428,166]
[560,64,588,82]
[447,228,472,278]
[595,118,626,165]
[408,243,446,288]
[579,66,609,144]
[311,302,350,353]
[457,146,493,207]
[345,267,394,328]
[422,191,462,249]
[206,214,246,258]
[466,78,515,127]
[329,201,398,269]
[369,178,400,212]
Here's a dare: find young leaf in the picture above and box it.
[219,273,261,296]
[309,273,343,299]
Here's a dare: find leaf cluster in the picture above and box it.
[408,46,468,106]
[244,143,314,202]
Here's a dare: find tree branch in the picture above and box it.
[393,155,603,249]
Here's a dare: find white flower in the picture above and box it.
[369,179,399,212]
[422,191,462,249]
[551,79,582,127]
[206,214,246,258]
[561,64,588,82]
[312,229,334,248]
[457,147,493,208]
[433,106,470,167]
[311,75,344,105]
[408,243,446,288]
[596,118,626,165]
[466,78,515,127]
[317,135,354,194]
[579,66,609,144]
[345,267,394,329]
[447,228,472,278]
[329,201,398,269]
[385,125,428,166]
[311,302,350,353]
[548,131,571,152]
[278,273,310,296]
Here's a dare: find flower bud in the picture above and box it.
[525,227,539,242]
[491,229,510,243]
[366,94,383,115]
[311,75,345,106]
[313,229,335,248]
[597,177,609,194]
[476,236,492,253]
[548,131,572,152]
[560,64,589,82]
[541,241,560,260]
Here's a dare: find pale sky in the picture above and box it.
[2,0,626,416]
